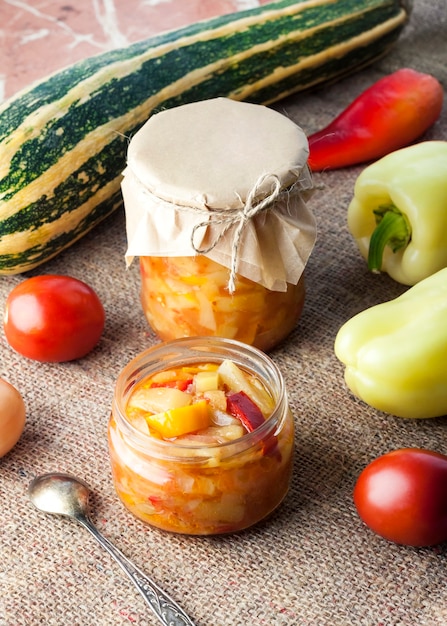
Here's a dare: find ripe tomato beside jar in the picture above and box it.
[354,448,447,547]
[3,274,105,362]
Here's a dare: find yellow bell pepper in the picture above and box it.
[334,268,447,419]
[145,400,210,438]
[348,141,447,285]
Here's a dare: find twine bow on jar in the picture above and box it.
[123,97,317,294]
[123,163,316,293]
[190,173,283,293]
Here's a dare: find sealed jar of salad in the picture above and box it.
[122,98,316,351]
[108,337,295,535]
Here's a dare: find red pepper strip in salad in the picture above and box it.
[307,68,444,171]
[227,391,280,459]
[227,391,265,432]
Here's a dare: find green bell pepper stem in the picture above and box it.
[368,205,412,272]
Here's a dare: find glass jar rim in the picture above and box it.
[112,336,287,456]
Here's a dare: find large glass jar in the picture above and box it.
[122,98,316,351]
[108,337,295,535]
[139,255,306,352]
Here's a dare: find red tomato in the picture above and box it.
[354,448,447,547]
[3,275,105,363]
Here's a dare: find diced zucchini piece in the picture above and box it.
[195,370,220,392]
[129,386,191,414]
[217,359,274,416]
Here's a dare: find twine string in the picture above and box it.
[191,173,282,293]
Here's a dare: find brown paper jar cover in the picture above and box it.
[121,98,317,350]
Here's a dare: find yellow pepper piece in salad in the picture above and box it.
[145,399,211,438]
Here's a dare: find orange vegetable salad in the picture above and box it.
[139,255,305,351]
[108,358,294,534]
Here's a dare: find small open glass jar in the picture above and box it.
[122,98,316,351]
[108,337,295,535]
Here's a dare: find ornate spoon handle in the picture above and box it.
[77,514,196,626]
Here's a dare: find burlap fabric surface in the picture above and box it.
[1,2,446,625]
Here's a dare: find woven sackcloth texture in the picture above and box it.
[1,2,446,625]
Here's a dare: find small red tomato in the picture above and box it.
[3,275,105,362]
[354,448,447,547]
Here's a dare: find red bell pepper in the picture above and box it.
[307,68,444,171]
[227,391,280,459]
[227,391,265,432]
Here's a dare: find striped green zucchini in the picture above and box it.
[0,0,411,274]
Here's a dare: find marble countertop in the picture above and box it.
[1,0,271,100]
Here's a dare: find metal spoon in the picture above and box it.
[28,472,197,626]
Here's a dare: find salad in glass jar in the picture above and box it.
[139,255,305,351]
[108,338,295,535]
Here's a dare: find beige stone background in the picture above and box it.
[0,1,446,625]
